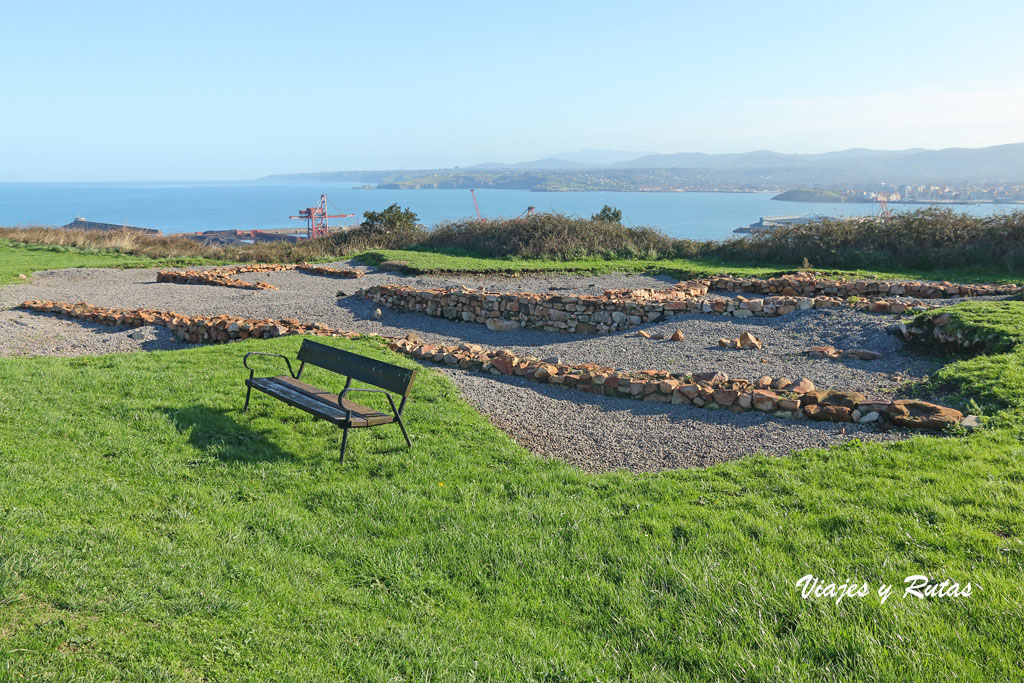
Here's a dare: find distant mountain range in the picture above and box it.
[262,142,1024,189]
[467,143,1024,182]
[471,148,655,169]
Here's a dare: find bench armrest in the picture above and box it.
[339,387,403,419]
[243,352,297,379]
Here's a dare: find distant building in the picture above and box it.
[735,214,829,233]
[63,217,161,235]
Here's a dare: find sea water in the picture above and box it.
[0,181,1008,241]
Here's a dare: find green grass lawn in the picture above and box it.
[0,239,218,286]
[1,332,1023,680]
[3,236,1019,287]
[355,248,1024,284]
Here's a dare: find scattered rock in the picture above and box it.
[841,349,883,360]
[858,400,892,414]
[720,332,763,350]
[713,389,739,406]
[801,390,866,409]
[804,405,854,422]
[887,400,963,430]
[751,390,778,411]
[485,318,520,331]
[738,332,763,350]
[373,308,384,320]
[17,273,28,280]
[960,415,982,431]
[127,330,144,340]
[669,329,685,341]
[786,378,815,394]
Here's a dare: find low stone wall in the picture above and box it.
[20,300,358,343]
[360,283,937,334]
[704,274,1020,299]
[156,263,363,290]
[384,338,963,429]
[156,269,276,290]
[294,263,365,279]
[19,299,969,431]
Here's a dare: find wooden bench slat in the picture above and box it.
[246,377,393,427]
[297,340,416,396]
[271,376,394,426]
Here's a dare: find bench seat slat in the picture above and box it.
[273,376,394,425]
[246,376,394,427]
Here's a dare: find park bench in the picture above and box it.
[243,339,417,462]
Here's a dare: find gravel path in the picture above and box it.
[0,262,968,471]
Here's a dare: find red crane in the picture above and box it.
[290,194,354,239]
[877,194,891,223]
[469,189,486,223]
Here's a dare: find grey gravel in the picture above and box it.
[0,308,188,357]
[440,368,915,473]
[0,262,947,397]
[0,263,970,471]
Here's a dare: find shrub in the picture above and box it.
[711,208,1024,272]
[591,205,623,223]
[422,213,681,260]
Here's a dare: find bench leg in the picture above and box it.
[243,385,253,414]
[395,415,412,448]
[339,427,349,463]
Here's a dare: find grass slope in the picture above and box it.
[357,249,1023,284]
[0,239,217,286]
[923,302,1024,413]
[1,335,1022,680]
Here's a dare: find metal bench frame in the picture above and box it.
[243,340,416,462]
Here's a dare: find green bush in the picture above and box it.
[423,213,684,260]
[712,208,1024,272]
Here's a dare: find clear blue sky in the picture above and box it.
[2,0,1023,181]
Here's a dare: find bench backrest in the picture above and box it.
[297,339,417,396]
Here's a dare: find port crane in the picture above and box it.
[468,189,536,222]
[290,194,355,239]
[877,194,892,223]
[469,189,486,223]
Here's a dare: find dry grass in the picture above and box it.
[0,226,417,263]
